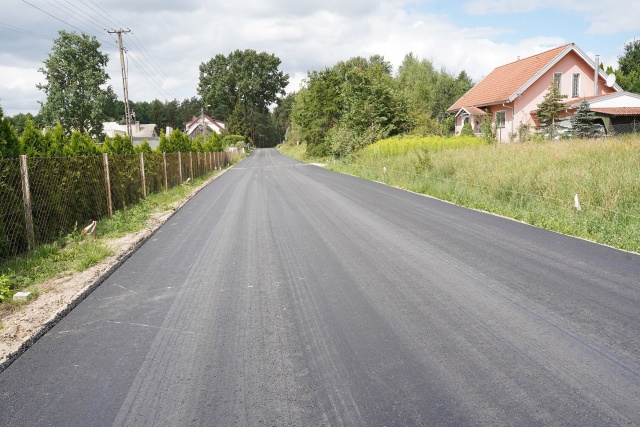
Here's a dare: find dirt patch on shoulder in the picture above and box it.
[0,170,226,369]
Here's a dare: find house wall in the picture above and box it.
[591,95,640,108]
[492,50,617,142]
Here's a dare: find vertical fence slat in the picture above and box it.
[103,153,113,218]
[178,152,183,184]
[189,152,194,181]
[19,155,35,251]
[163,152,168,190]
[140,152,147,199]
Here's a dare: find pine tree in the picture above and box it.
[571,99,599,138]
[536,82,567,139]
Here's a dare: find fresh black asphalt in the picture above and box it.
[1,148,639,426]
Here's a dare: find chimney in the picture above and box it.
[594,55,600,95]
[135,121,141,134]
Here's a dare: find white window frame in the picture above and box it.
[554,72,562,91]
[572,73,580,98]
[496,111,506,128]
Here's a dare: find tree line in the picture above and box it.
[2,29,640,160]
[287,54,472,157]
[0,106,245,159]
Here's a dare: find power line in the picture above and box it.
[85,0,127,29]
[21,0,118,49]
[19,1,191,103]
[125,52,175,101]
[124,33,186,100]
[59,0,107,31]
[0,22,53,41]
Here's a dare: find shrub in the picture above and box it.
[460,122,474,136]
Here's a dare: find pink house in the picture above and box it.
[448,43,640,141]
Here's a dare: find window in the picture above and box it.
[496,111,506,128]
[554,72,562,91]
[572,73,580,97]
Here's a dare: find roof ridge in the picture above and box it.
[494,43,574,69]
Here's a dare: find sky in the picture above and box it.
[1,0,639,117]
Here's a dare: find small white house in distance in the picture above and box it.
[185,114,225,140]
[103,121,160,148]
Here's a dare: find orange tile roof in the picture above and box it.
[448,44,574,112]
[590,107,640,116]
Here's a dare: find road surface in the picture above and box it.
[1,148,639,426]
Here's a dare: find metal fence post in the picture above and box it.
[178,152,183,184]
[19,155,35,251]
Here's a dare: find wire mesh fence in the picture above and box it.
[0,151,232,262]
[609,121,640,136]
[0,159,25,261]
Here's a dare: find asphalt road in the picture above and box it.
[1,148,639,426]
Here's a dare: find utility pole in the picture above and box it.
[109,29,133,142]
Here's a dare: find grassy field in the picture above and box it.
[280,136,640,254]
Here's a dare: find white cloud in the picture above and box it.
[0,0,637,115]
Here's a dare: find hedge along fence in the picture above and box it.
[0,151,232,262]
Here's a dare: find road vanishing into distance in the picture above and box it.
[1,148,639,426]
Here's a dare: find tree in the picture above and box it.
[0,106,22,158]
[8,113,43,136]
[571,99,599,138]
[198,49,289,143]
[536,81,568,139]
[272,93,295,144]
[37,30,117,139]
[615,39,640,94]
[290,67,342,156]
[149,99,165,134]
[158,128,191,153]
[43,123,66,156]
[291,55,413,157]
[395,53,472,135]
[21,118,47,157]
[62,132,99,156]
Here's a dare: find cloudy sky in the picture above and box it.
[1,0,638,116]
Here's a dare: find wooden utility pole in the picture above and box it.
[109,29,133,142]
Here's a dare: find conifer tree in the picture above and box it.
[0,106,22,158]
[571,99,599,138]
[536,82,567,139]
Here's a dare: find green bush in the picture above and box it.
[460,122,474,136]
[0,274,12,302]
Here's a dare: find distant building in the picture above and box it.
[185,114,225,140]
[102,121,160,149]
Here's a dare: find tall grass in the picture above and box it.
[329,135,640,253]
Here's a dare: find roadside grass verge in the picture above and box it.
[284,135,640,254]
[277,142,333,164]
[0,167,228,313]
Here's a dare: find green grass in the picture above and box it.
[277,142,333,164]
[287,135,640,254]
[0,167,228,310]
